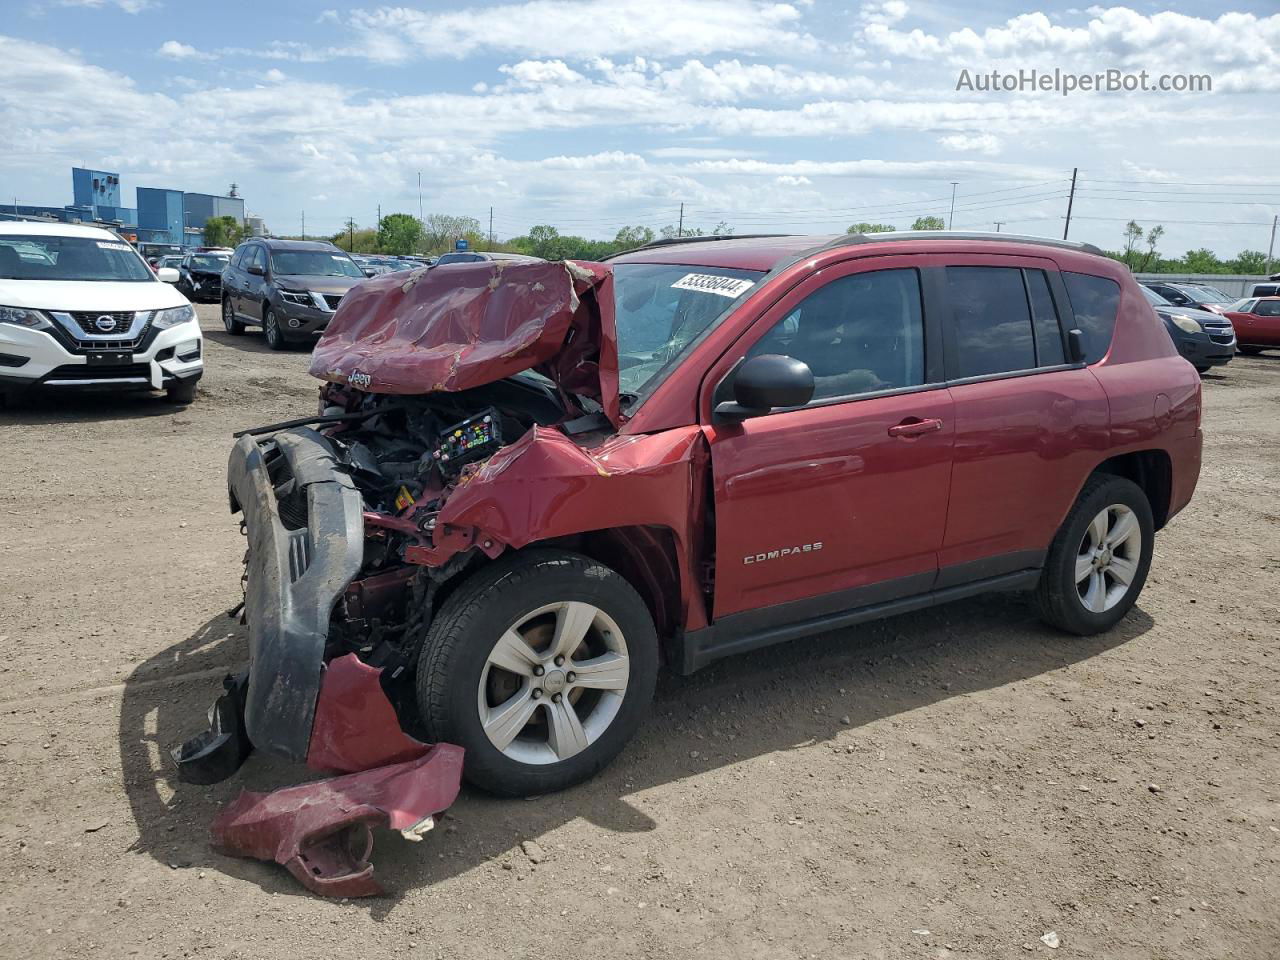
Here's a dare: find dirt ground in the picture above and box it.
[1,304,1277,959]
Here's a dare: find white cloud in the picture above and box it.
[939,132,1001,155]
[776,174,811,185]
[343,0,817,62]
[859,0,907,25]
[157,41,217,61]
[57,0,154,12]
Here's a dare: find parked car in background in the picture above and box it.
[220,238,365,350]
[1246,282,1280,298]
[434,251,542,266]
[1223,297,1280,354]
[0,221,202,403]
[175,232,1202,796]
[1139,285,1234,373]
[176,251,230,303]
[1141,281,1236,315]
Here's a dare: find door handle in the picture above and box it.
[888,417,943,438]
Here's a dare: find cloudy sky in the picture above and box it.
[1,0,1277,256]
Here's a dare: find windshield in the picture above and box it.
[612,263,765,397]
[1184,284,1233,303]
[190,255,229,271]
[1141,286,1172,306]
[270,250,364,278]
[0,234,153,282]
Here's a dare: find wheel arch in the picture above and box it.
[1090,449,1173,530]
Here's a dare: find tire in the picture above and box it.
[165,377,198,405]
[1194,365,1211,374]
[1035,474,1154,635]
[416,549,659,797]
[1238,345,1263,356]
[263,307,287,351]
[222,298,245,335]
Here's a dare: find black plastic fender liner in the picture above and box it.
[227,427,365,763]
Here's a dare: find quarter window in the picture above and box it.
[1062,272,1122,363]
[747,268,925,401]
[945,266,1036,378]
[1256,300,1280,317]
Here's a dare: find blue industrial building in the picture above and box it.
[3,168,248,249]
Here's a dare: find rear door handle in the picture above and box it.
[888,417,943,438]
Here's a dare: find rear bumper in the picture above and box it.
[224,428,365,763]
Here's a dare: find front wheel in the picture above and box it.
[165,377,198,405]
[1194,365,1211,374]
[1238,345,1263,356]
[416,549,659,797]
[263,307,287,351]
[1035,474,1154,635]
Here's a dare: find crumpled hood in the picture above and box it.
[276,274,362,296]
[309,259,620,424]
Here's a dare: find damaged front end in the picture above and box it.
[173,260,624,785]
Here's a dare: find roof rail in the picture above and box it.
[603,233,795,261]
[835,230,1104,257]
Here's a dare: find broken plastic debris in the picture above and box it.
[1040,931,1061,949]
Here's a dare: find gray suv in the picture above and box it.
[221,239,367,350]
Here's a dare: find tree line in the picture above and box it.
[1102,220,1272,275]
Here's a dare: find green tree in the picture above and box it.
[1137,225,1164,272]
[377,213,423,255]
[848,222,896,234]
[422,214,483,254]
[330,224,380,253]
[1180,248,1225,273]
[1121,220,1144,269]
[1229,250,1268,274]
[203,215,246,248]
[910,216,945,231]
[614,225,655,248]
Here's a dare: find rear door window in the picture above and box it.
[945,266,1036,378]
[1256,300,1280,317]
[1062,272,1122,363]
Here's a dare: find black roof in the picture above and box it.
[248,237,345,252]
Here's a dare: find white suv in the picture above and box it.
[0,221,203,404]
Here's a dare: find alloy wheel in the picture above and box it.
[476,601,630,765]
[1074,504,1141,613]
[222,299,235,331]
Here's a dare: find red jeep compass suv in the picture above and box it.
[175,232,1202,797]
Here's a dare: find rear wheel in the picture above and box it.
[222,298,244,335]
[1035,474,1154,635]
[263,307,287,351]
[1194,365,1211,374]
[416,549,659,797]
[1238,345,1263,355]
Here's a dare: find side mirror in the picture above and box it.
[246,263,265,277]
[156,267,180,283]
[363,268,377,278]
[714,354,815,422]
[1066,328,1089,364]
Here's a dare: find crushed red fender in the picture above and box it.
[210,742,464,898]
[210,655,464,897]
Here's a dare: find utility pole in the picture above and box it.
[417,171,423,223]
[301,210,305,240]
[948,182,958,229]
[1063,167,1078,240]
[677,202,684,238]
[346,217,355,250]
[489,207,494,247]
[376,204,381,252]
[994,221,1004,233]
[1266,214,1278,277]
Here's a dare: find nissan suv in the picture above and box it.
[221,238,365,350]
[0,221,202,404]
[175,232,1202,799]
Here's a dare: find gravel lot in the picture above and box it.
[1,302,1277,959]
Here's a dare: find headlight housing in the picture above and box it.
[153,304,196,329]
[1171,314,1203,334]
[279,289,312,306]
[0,305,53,330]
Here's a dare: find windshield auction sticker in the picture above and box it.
[96,241,132,251]
[671,273,755,298]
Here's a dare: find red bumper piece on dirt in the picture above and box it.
[210,655,464,897]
